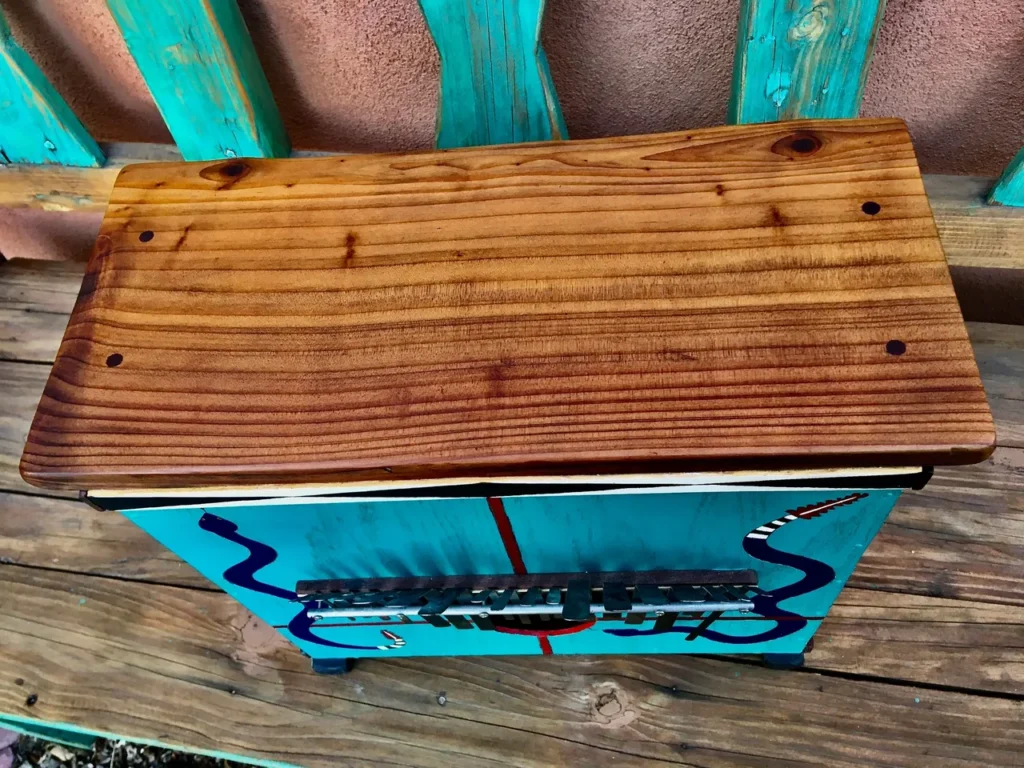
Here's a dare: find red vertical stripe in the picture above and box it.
[487,497,527,575]
[487,496,552,655]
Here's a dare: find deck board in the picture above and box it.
[2,564,1022,768]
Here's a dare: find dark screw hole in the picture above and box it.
[886,340,906,356]
[862,201,881,215]
[25,693,38,707]
[222,162,246,177]
[791,137,817,153]
[106,353,124,368]
[139,230,154,242]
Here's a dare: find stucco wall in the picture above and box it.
[4,0,1022,175]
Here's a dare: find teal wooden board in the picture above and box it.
[107,0,289,161]
[0,12,103,166]
[122,486,900,660]
[419,0,567,148]
[729,0,886,124]
[0,713,297,768]
[0,715,96,749]
[988,147,1024,207]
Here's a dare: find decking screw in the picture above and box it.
[437,692,447,706]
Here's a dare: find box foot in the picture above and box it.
[311,658,355,675]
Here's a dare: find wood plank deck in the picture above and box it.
[1,258,1022,767]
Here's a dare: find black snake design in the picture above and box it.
[198,512,403,651]
[605,493,867,644]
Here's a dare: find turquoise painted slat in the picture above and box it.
[729,0,886,124]
[988,147,1024,206]
[0,715,97,750]
[419,0,567,148]
[0,11,103,166]
[106,0,289,161]
[0,713,300,768]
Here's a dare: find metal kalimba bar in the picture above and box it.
[297,570,757,629]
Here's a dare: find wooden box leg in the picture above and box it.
[311,658,356,675]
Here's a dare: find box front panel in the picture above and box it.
[122,486,900,659]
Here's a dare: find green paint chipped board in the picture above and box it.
[0,11,104,166]
[107,0,289,161]
[729,0,886,124]
[988,148,1024,207]
[419,0,567,148]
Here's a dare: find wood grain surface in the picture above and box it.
[1,259,1022,763]
[20,118,994,490]
[2,362,75,498]
[0,259,82,363]
[2,564,1023,768]
[730,0,885,124]
[0,10,104,167]
[105,0,289,162]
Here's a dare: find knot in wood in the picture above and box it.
[790,2,831,42]
[590,683,637,729]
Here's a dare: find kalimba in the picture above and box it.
[21,118,994,671]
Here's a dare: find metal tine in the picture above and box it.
[635,584,667,606]
[721,585,744,601]
[686,610,724,641]
[563,578,592,621]
[370,590,405,607]
[545,587,562,605]
[522,587,544,606]
[667,585,703,605]
[344,590,382,606]
[325,593,354,609]
[624,611,646,624]
[388,589,429,609]
[419,588,461,616]
[653,612,678,631]
[603,582,631,613]
[703,585,729,603]
[448,615,473,630]
[487,588,517,613]
[471,614,494,631]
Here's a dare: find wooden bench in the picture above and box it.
[0,258,1022,765]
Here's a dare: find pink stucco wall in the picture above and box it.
[5,0,1023,174]
[1,0,1022,263]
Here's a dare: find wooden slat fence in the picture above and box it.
[0,0,1020,209]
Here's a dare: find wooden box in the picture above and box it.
[21,118,994,666]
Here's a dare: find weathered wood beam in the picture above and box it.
[4,160,1021,278]
[106,0,289,161]
[988,147,1024,207]
[0,142,180,212]
[729,0,886,124]
[419,0,567,148]
[0,11,104,167]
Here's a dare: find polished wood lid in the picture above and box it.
[21,118,995,491]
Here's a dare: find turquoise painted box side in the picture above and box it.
[121,486,900,659]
